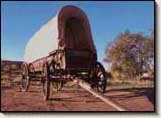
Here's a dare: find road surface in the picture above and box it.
[1,80,154,111]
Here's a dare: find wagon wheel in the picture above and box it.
[51,51,64,91]
[21,63,30,92]
[89,62,107,93]
[51,81,63,92]
[42,63,50,100]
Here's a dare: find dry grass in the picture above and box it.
[107,78,154,89]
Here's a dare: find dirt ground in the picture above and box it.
[1,80,155,111]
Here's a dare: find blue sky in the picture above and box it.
[1,1,154,67]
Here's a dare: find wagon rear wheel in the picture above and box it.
[90,62,107,93]
[42,63,50,100]
[21,63,30,92]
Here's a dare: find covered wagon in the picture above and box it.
[21,5,107,100]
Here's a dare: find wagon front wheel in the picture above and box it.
[21,63,30,92]
[42,63,50,100]
[90,62,107,93]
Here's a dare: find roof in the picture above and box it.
[24,5,96,63]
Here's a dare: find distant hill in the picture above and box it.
[1,60,23,71]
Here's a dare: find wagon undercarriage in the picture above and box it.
[21,60,107,100]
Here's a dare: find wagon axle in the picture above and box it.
[20,61,107,100]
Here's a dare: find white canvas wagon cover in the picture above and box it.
[24,5,96,63]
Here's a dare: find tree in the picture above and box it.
[105,30,154,79]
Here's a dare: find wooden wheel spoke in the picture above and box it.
[97,71,103,78]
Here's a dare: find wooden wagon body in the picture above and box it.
[21,5,107,100]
